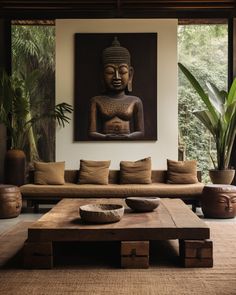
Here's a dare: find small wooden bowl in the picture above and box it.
[79,204,124,224]
[125,197,160,212]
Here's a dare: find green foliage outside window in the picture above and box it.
[178,25,228,182]
[11,25,56,162]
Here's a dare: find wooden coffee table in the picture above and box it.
[23,198,213,269]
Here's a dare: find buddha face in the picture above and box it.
[216,194,236,213]
[103,63,133,92]
[204,194,236,218]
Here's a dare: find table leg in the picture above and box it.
[179,239,213,267]
[121,241,149,268]
[23,240,53,269]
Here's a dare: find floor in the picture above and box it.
[0,205,45,234]
[0,203,235,235]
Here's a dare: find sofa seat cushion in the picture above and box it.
[20,182,204,199]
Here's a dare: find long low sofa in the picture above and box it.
[20,170,204,212]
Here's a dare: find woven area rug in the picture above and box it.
[0,221,236,295]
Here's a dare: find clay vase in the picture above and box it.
[4,149,26,186]
[209,169,235,185]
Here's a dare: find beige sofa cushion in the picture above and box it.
[120,157,152,184]
[167,159,198,184]
[78,160,110,185]
[34,161,65,185]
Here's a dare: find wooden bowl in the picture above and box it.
[125,197,160,212]
[79,204,124,224]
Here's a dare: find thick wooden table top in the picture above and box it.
[28,198,210,242]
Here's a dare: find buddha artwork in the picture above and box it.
[88,37,145,140]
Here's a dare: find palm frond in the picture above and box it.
[0,68,73,151]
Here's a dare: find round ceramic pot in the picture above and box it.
[209,169,235,185]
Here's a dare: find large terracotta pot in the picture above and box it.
[209,169,235,184]
[4,149,26,186]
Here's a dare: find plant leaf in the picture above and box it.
[227,77,236,105]
[178,63,218,123]
[206,81,225,115]
[225,101,236,123]
[224,111,236,168]
[193,110,216,136]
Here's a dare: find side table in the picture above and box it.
[0,185,22,218]
[201,184,236,218]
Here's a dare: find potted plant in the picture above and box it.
[178,63,236,184]
[0,69,73,185]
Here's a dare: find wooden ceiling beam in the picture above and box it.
[0,1,235,19]
[1,1,235,7]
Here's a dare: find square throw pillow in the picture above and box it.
[34,161,65,185]
[167,159,198,184]
[78,160,111,185]
[120,157,152,184]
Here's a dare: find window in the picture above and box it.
[178,23,228,182]
[11,23,55,162]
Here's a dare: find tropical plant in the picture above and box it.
[0,69,73,161]
[178,24,228,182]
[178,62,236,170]
[12,25,56,161]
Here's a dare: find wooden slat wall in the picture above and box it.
[0,0,235,19]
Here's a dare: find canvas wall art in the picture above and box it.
[74,33,157,141]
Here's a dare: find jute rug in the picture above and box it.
[0,221,236,295]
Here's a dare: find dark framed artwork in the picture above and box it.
[74,33,157,141]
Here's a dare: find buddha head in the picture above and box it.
[203,193,236,218]
[102,37,134,93]
[215,194,236,217]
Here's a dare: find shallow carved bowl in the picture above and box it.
[125,197,161,212]
[79,204,124,224]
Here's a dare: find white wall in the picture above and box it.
[56,19,178,169]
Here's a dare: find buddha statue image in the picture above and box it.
[89,37,144,139]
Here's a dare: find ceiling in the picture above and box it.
[0,0,235,19]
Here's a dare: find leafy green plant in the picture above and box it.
[178,63,236,170]
[12,25,56,161]
[0,69,73,161]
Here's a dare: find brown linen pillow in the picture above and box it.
[167,159,198,184]
[120,157,152,184]
[34,161,65,185]
[78,160,111,185]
